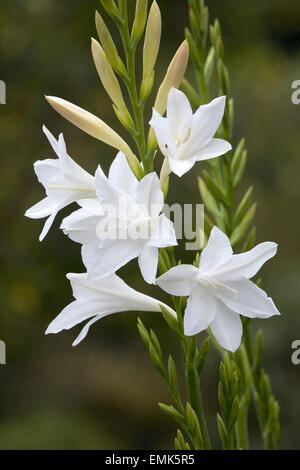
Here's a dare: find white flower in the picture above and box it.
[156,226,280,352]
[25,126,96,241]
[45,271,176,346]
[149,88,232,177]
[62,152,177,284]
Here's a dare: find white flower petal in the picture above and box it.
[216,277,280,318]
[210,302,243,352]
[25,196,60,219]
[108,152,138,196]
[156,264,198,296]
[168,155,196,177]
[149,110,177,158]
[184,287,217,336]
[194,138,232,161]
[33,159,60,187]
[61,205,103,245]
[189,96,226,149]
[135,172,164,217]
[148,214,177,248]
[199,226,233,272]
[46,272,177,343]
[218,242,278,280]
[43,125,59,155]
[46,300,103,334]
[72,315,101,346]
[138,245,158,284]
[167,88,193,133]
[82,239,142,279]
[39,210,59,241]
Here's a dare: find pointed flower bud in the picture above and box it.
[95,11,126,76]
[45,96,143,179]
[131,0,148,45]
[99,0,119,20]
[148,40,189,151]
[91,38,132,127]
[143,1,162,79]
[154,39,189,115]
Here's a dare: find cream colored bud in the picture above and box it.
[154,40,189,115]
[91,38,127,113]
[160,157,171,198]
[45,96,143,179]
[143,1,162,79]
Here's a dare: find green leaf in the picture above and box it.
[218,59,229,95]
[231,138,245,174]
[233,150,247,187]
[217,413,227,448]
[168,355,179,394]
[149,343,165,376]
[230,203,256,246]
[150,329,162,358]
[159,304,183,338]
[202,169,226,202]
[137,317,150,347]
[175,429,190,450]
[181,78,201,107]
[159,403,185,426]
[242,226,256,252]
[204,46,215,84]
[196,337,211,375]
[234,186,253,226]
[228,395,239,430]
[198,177,220,215]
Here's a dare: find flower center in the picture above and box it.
[175,127,191,148]
[197,273,238,296]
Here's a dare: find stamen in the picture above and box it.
[181,127,191,144]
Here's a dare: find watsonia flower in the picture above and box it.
[25,126,96,241]
[156,226,280,352]
[45,271,176,347]
[149,88,232,177]
[62,152,177,284]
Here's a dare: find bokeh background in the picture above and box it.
[0,0,299,449]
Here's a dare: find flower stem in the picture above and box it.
[185,337,211,449]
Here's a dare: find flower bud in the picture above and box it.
[95,11,126,76]
[131,0,148,45]
[91,38,132,128]
[160,157,170,197]
[148,40,189,151]
[45,96,143,179]
[143,1,162,79]
[99,0,119,19]
[154,39,189,115]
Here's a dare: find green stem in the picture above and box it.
[185,337,211,449]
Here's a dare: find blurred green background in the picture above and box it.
[0,0,299,449]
